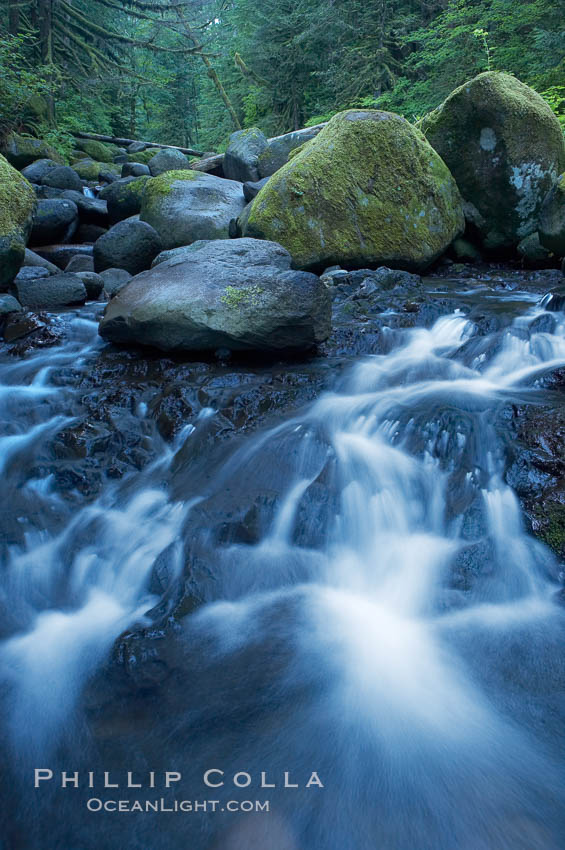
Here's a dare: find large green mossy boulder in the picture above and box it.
[0,133,64,169]
[241,110,464,272]
[75,139,119,163]
[0,154,36,289]
[421,72,565,254]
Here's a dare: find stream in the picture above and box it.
[1,272,565,849]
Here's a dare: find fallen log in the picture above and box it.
[72,131,204,158]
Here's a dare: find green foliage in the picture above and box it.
[0,33,54,141]
[541,87,565,132]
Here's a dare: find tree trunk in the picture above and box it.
[72,131,204,157]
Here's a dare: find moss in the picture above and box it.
[76,139,118,163]
[421,72,565,251]
[127,148,159,165]
[0,154,35,237]
[220,284,264,308]
[0,133,64,169]
[531,502,565,558]
[142,169,201,205]
[243,109,464,271]
[72,159,102,180]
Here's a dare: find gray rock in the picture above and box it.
[0,295,22,315]
[14,273,87,309]
[34,185,65,200]
[73,271,105,300]
[30,199,79,246]
[77,224,107,243]
[128,142,147,154]
[99,268,132,297]
[41,165,83,192]
[100,176,150,225]
[148,148,189,177]
[94,220,162,275]
[113,154,128,164]
[15,266,50,282]
[33,244,93,270]
[24,248,58,274]
[243,177,270,203]
[99,238,331,353]
[60,190,109,226]
[224,128,268,183]
[65,254,95,273]
[257,126,322,178]
[122,162,151,178]
[539,174,565,256]
[21,158,59,183]
[517,233,552,267]
[140,171,246,250]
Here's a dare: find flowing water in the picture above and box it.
[1,280,565,849]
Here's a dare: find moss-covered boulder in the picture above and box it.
[140,170,246,250]
[421,72,565,255]
[127,148,159,165]
[241,110,464,271]
[0,154,36,289]
[539,174,565,257]
[75,139,119,163]
[0,133,64,169]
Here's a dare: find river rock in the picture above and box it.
[128,142,147,154]
[0,294,22,315]
[21,159,59,183]
[100,176,150,225]
[0,154,36,289]
[121,162,151,178]
[77,224,108,243]
[75,139,117,162]
[24,248,58,274]
[41,166,83,192]
[94,220,163,275]
[60,190,109,226]
[517,233,552,268]
[74,271,105,299]
[0,133,63,169]
[65,254,95,273]
[243,177,270,203]
[99,238,331,352]
[34,185,64,200]
[257,125,322,178]
[15,266,50,282]
[33,244,93,270]
[148,148,190,177]
[539,174,565,256]
[224,128,268,182]
[421,72,565,254]
[30,199,78,245]
[242,110,464,271]
[13,272,87,309]
[99,268,132,297]
[140,170,246,250]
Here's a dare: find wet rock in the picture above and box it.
[21,158,58,183]
[140,170,246,249]
[99,268,132,297]
[30,199,78,245]
[60,190,109,226]
[99,238,331,353]
[121,162,150,178]
[148,147,189,176]
[77,223,107,243]
[41,165,83,192]
[94,220,163,275]
[33,243,93,270]
[23,248,58,274]
[14,266,50,282]
[65,254,94,273]
[517,233,553,268]
[0,295,22,315]
[73,271,105,300]
[13,272,87,309]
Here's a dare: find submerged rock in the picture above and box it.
[140,170,246,249]
[242,109,464,271]
[0,154,36,289]
[99,238,331,353]
[421,72,565,254]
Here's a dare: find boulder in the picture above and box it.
[140,170,246,250]
[77,224,107,243]
[24,248,58,274]
[224,128,268,182]
[75,139,117,163]
[98,238,331,353]
[100,176,150,225]
[0,154,36,289]
[517,233,552,267]
[13,272,87,309]
[30,199,78,246]
[60,190,109,226]
[34,185,65,200]
[93,220,162,275]
[148,148,189,177]
[243,177,270,203]
[99,268,132,297]
[121,162,151,178]
[0,134,63,169]
[242,110,464,271]
[257,126,322,178]
[41,166,83,192]
[539,174,565,256]
[128,142,147,154]
[65,254,94,273]
[0,294,22,316]
[421,72,565,254]
[127,149,158,165]
[15,266,50,282]
[33,244,93,270]
[21,159,59,184]
[72,159,104,181]
[73,271,105,300]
